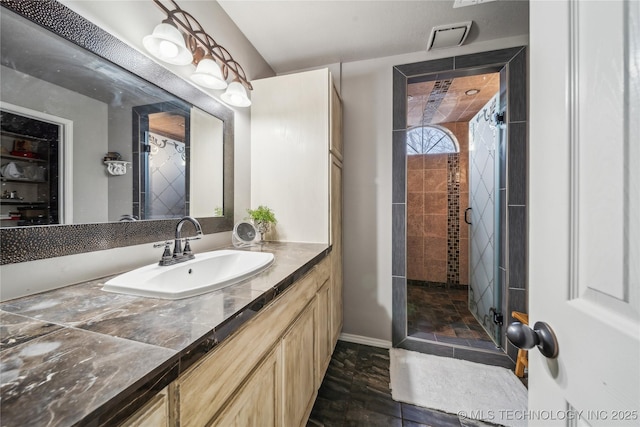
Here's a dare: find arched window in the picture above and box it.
[406,125,459,155]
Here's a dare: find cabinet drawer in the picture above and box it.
[175,270,318,427]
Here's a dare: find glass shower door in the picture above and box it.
[468,93,501,345]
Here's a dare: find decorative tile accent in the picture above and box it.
[421,79,453,124]
[446,153,461,285]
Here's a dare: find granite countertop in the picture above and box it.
[0,242,329,426]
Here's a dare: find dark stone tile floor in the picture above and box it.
[407,283,500,352]
[307,341,500,427]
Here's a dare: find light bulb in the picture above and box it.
[191,56,228,90]
[221,81,251,107]
[159,40,179,59]
[143,21,192,66]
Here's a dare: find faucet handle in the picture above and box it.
[153,241,172,248]
[185,236,202,242]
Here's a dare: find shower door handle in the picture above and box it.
[464,207,472,225]
[507,321,559,359]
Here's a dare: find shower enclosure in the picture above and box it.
[392,46,528,367]
[404,85,502,348]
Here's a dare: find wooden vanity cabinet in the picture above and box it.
[172,268,317,427]
[121,257,332,427]
[250,66,344,348]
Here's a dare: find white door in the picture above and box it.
[529,1,639,425]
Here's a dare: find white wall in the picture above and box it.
[339,35,528,343]
[191,107,224,217]
[107,103,134,221]
[1,1,273,301]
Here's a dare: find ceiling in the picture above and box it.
[218,0,529,74]
[218,0,526,125]
[407,72,500,127]
[149,112,187,142]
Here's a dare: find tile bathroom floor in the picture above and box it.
[407,283,500,352]
[307,341,499,427]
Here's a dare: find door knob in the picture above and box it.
[507,321,559,359]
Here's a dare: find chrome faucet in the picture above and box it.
[156,216,203,266]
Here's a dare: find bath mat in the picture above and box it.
[389,348,527,427]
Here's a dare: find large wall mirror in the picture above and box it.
[0,0,234,264]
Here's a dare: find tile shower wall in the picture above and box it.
[406,122,469,285]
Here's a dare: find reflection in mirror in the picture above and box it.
[190,107,224,218]
[145,110,189,219]
[0,5,225,227]
[132,101,191,221]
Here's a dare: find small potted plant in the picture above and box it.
[246,205,277,242]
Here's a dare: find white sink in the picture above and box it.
[103,250,274,299]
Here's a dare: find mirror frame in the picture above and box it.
[0,0,234,265]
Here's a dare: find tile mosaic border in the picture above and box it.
[446,153,461,285]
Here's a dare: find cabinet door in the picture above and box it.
[120,387,169,427]
[282,302,317,427]
[316,278,331,387]
[251,69,330,243]
[330,156,343,345]
[211,346,281,427]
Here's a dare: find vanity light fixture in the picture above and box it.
[143,0,252,107]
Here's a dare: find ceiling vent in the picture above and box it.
[426,21,472,51]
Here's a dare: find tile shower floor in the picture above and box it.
[407,283,500,352]
[307,341,498,427]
